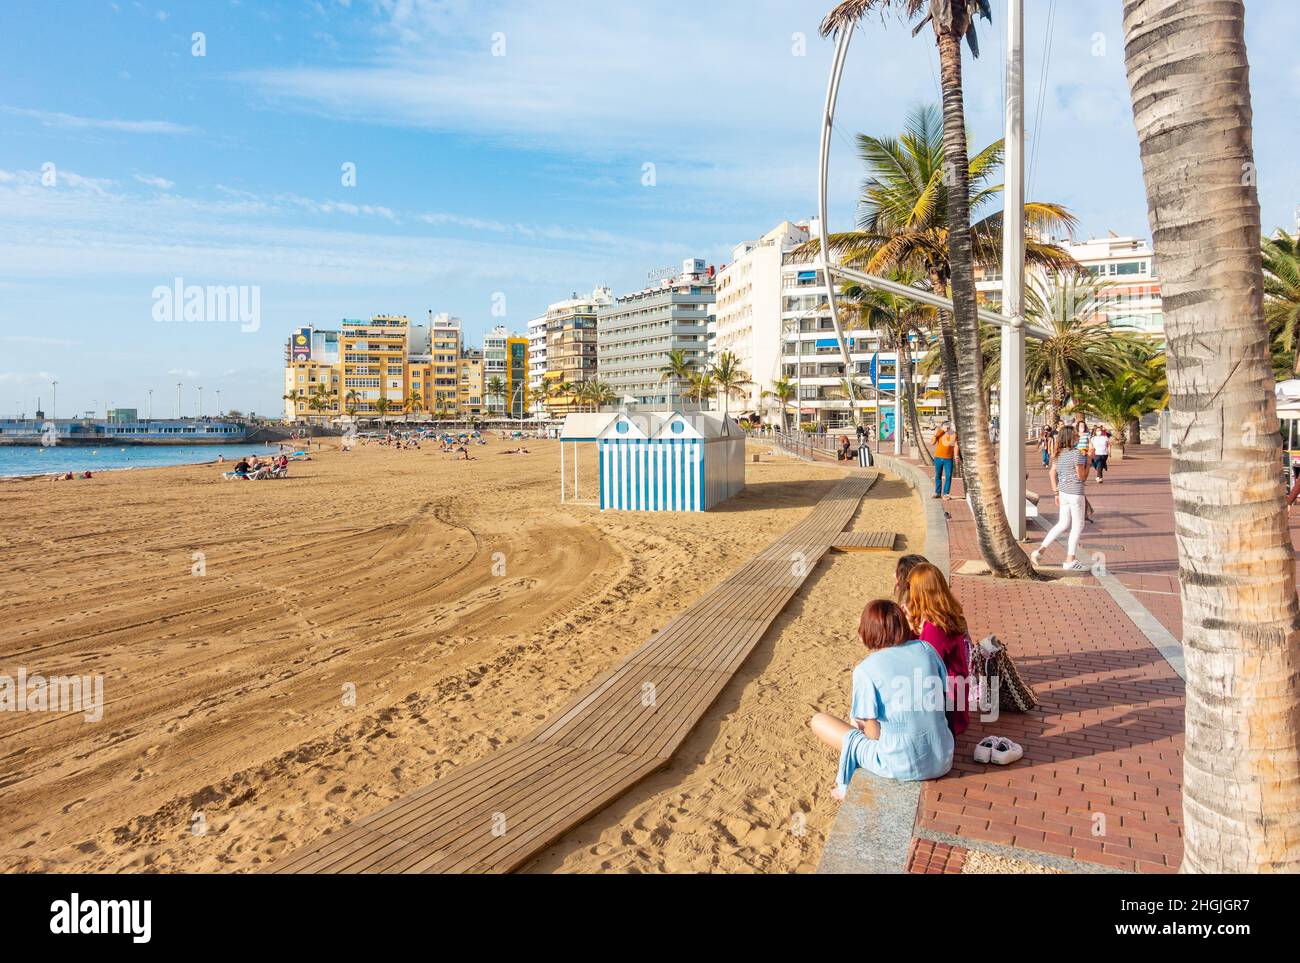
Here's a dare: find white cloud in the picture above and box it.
[134,173,176,190]
[0,371,59,386]
[0,106,195,135]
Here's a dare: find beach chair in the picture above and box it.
[222,470,249,481]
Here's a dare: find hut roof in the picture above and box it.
[559,412,617,441]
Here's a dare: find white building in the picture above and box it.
[527,313,548,414]
[712,220,811,413]
[597,259,714,407]
[778,257,943,430]
[483,324,508,414]
[977,233,1164,335]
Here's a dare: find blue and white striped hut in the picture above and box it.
[596,410,746,512]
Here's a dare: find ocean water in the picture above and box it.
[0,443,294,478]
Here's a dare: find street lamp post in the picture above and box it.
[147,388,153,422]
[998,0,1028,539]
[51,380,57,421]
[216,389,221,417]
[176,383,182,420]
[198,386,203,419]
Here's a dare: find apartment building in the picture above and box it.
[713,220,810,412]
[597,259,714,407]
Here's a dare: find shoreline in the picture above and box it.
[0,440,328,482]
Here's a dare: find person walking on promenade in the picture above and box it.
[1089,425,1112,483]
[856,423,866,448]
[932,422,958,499]
[1032,425,1091,570]
[1039,424,1055,467]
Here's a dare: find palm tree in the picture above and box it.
[306,392,327,425]
[762,377,797,431]
[1020,270,1140,423]
[1262,229,1300,374]
[659,349,696,411]
[373,396,392,428]
[687,371,715,408]
[1122,0,1300,872]
[343,389,360,419]
[486,376,506,416]
[845,274,939,464]
[1072,375,1155,460]
[800,103,1076,403]
[577,379,615,412]
[709,352,751,417]
[407,390,424,422]
[801,92,1074,576]
[282,388,305,422]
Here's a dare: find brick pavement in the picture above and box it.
[873,441,1189,872]
[800,435,1297,873]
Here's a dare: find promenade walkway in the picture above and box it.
[795,437,1249,874]
[270,473,878,874]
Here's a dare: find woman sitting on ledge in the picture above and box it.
[810,599,954,799]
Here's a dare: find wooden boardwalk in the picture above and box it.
[270,472,877,874]
[830,531,898,552]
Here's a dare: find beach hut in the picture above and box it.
[596,410,746,512]
[558,412,616,504]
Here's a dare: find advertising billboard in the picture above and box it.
[291,327,312,362]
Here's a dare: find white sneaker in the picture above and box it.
[1062,559,1086,571]
[974,736,998,763]
[990,738,1024,766]
[1030,548,1043,566]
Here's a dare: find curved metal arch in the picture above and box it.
[815,26,1051,381]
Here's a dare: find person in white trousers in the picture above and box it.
[1031,425,1091,571]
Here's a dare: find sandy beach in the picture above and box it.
[0,435,920,873]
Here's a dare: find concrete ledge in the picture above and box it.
[815,451,942,874]
[815,770,922,874]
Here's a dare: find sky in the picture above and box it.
[1,0,1297,419]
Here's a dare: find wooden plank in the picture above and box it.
[830,531,899,551]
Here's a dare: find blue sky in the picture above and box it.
[2,0,1297,418]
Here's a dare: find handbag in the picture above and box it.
[969,634,1039,713]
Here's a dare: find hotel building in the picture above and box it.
[341,315,410,419]
[538,287,611,415]
[283,327,342,421]
[527,313,548,414]
[713,220,811,413]
[481,324,529,417]
[458,349,485,420]
[777,257,943,429]
[598,259,714,407]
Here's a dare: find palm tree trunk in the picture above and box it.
[899,333,932,465]
[1124,0,1300,872]
[935,29,1036,579]
[1051,363,1066,424]
[927,268,961,426]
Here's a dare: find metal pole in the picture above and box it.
[51,381,57,421]
[998,0,1027,539]
[816,27,858,416]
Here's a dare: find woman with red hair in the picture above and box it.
[906,562,971,736]
[810,599,954,798]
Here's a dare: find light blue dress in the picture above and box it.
[836,639,956,790]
